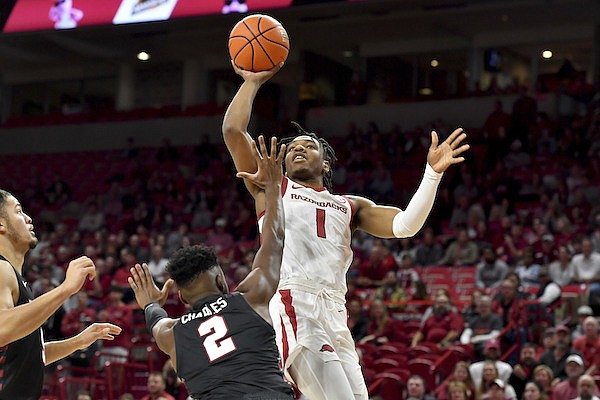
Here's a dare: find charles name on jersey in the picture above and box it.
[180,297,228,324]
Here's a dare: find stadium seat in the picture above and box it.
[57,377,106,400]
[105,362,149,400]
[406,358,437,391]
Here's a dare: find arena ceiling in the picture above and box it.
[0,0,597,84]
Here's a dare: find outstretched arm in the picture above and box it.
[0,256,96,347]
[352,128,469,238]
[222,61,283,199]
[44,322,121,365]
[235,136,286,321]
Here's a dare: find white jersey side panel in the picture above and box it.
[258,177,354,294]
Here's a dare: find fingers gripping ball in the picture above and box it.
[228,14,289,72]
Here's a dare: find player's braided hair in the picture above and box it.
[279,121,337,191]
[0,189,12,220]
[166,244,219,288]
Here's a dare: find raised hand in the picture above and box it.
[231,60,283,85]
[236,135,285,189]
[427,128,470,173]
[62,256,96,295]
[128,263,174,308]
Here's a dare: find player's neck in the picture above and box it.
[289,175,325,189]
[185,289,223,306]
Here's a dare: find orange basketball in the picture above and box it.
[228,14,290,72]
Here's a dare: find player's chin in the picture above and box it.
[28,237,39,250]
[287,167,311,179]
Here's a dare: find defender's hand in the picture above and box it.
[236,135,285,189]
[128,263,174,308]
[76,322,122,350]
[62,256,96,295]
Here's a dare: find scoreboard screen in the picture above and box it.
[2,0,360,33]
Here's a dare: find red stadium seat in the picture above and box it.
[57,377,107,400]
[406,358,437,391]
[368,372,406,400]
[371,358,400,373]
[105,362,149,400]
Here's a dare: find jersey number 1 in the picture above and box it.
[316,208,326,238]
[198,315,236,362]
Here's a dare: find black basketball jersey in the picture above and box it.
[173,292,293,400]
[0,255,44,400]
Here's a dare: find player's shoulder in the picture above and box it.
[0,258,19,299]
[343,194,373,209]
[0,258,16,279]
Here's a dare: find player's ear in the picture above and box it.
[177,291,188,305]
[322,160,330,175]
[215,272,228,294]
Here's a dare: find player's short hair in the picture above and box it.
[0,189,13,220]
[279,121,337,191]
[166,245,219,288]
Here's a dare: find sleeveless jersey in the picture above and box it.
[0,255,44,400]
[173,292,293,400]
[258,177,354,293]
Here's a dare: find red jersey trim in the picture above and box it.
[280,315,289,366]
[279,289,298,339]
[281,176,288,196]
[342,195,356,229]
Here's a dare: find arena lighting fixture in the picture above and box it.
[419,88,433,95]
[542,50,553,59]
[137,51,151,61]
[430,59,439,67]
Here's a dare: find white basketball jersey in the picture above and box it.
[258,177,354,294]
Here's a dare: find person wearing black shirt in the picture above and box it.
[0,189,121,400]
[129,136,293,400]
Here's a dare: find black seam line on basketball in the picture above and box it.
[241,20,262,70]
[230,36,253,61]
[240,21,283,47]
[248,20,277,67]
[258,36,289,51]
[256,19,287,66]
[242,18,286,68]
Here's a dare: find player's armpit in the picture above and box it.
[237,268,272,303]
[153,318,177,358]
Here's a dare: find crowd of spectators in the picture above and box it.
[1,82,600,399]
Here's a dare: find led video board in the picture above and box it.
[3,0,295,32]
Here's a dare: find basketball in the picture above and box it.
[228,14,290,72]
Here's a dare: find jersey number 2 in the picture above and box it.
[198,315,236,362]
[316,208,326,238]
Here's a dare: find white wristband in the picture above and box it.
[392,163,443,238]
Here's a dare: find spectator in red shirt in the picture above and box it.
[359,299,405,345]
[140,371,175,400]
[491,278,522,327]
[551,355,600,400]
[411,292,463,349]
[61,291,96,337]
[97,285,133,358]
[357,239,397,286]
[572,316,600,375]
